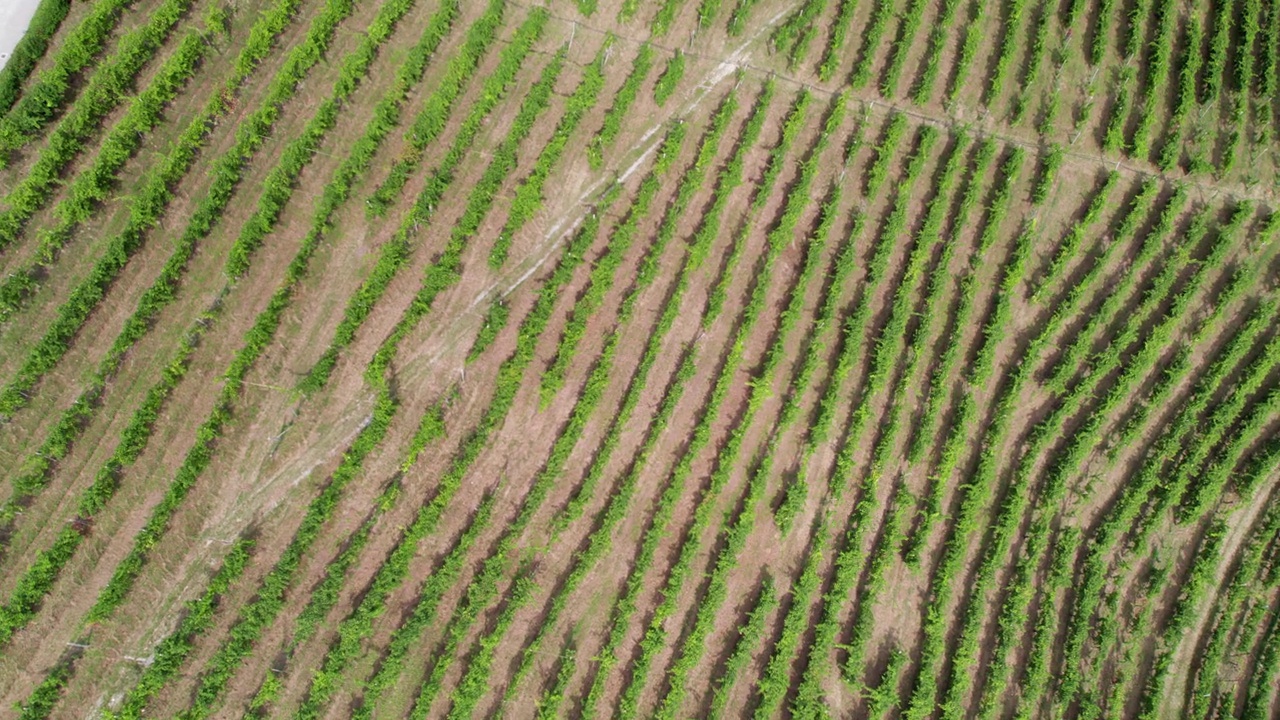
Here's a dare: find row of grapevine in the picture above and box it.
[0,0,131,159]
[579,89,830,717]
[1127,0,1176,157]
[909,0,963,102]
[848,0,893,88]
[489,38,609,266]
[291,163,630,720]
[536,109,688,407]
[936,189,1199,719]
[0,0,376,650]
[1181,484,1280,719]
[318,109,696,717]
[771,0,826,68]
[1008,0,1051,123]
[658,180,850,718]
[823,131,980,704]
[301,2,544,392]
[0,21,214,419]
[361,0,509,217]
[785,118,946,719]
[496,84,776,711]
[1050,210,1258,714]
[0,0,72,116]
[898,145,1021,560]
[879,0,928,96]
[6,0,457,711]
[0,0,308,424]
[633,152,850,718]
[983,0,1029,106]
[105,57,613,704]
[165,15,573,719]
[586,42,652,171]
[1111,212,1279,454]
[816,0,857,81]
[652,51,685,106]
[0,0,197,252]
[348,191,628,720]
[958,200,1219,716]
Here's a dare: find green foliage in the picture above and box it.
[467,299,509,362]
[1030,143,1063,204]
[0,0,71,116]
[868,649,909,716]
[1157,16,1204,169]
[880,0,927,95]
[649,0,683,35]
[291,486,498,720]
[305,7,547,392]
[0,0,130,156]
[753,528,824,718]
[1244,604,1280,719]
[1127,0,1175,157]
[0,0,199,253]
[849,0,893,88]
[704,85,804,326]
[652,50,685,106]
[539,121,689,407]
[910,0,962,102]
[491,39,608,265]
[77,0,410,630]
[1010,0,1050,123]
[364,0,510,216]
[381,188,627,714]
[586,42,651,171]
[864,112,908,197]
[840,486,912,683]
[0,0,359,645]
[1032,170,1121,302]
[503,87,774,707]
[771,0,826,67]
[443,575,535,718]
[983,0,1029,106]
[535,648,577,719]
[773,191,864,533]
[726,0,759,35]
[15,655,74,720]
[656,162,848,720]
[1089,0,1116,64]
[1174,332,1280,519]
[0,323,205,647]
[0,24,212,413]
[349,497,498,720]
[1007,528,1079,718]
[102,540,254,720]
[1040,178,1166,389]
[11,0,464,715]
[818,0,859,81]
[308,189,621,720]
[589,93,848,720]
[939,190,1194,720]
[1201,0,1235,103]
[707,578,777,718]
[947,0,987,104]
[1184,490,1280,720]
[1102,66,1136,152]
[560,99,739,718]
[1048,206,1251,712]
[903,136,997,466]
